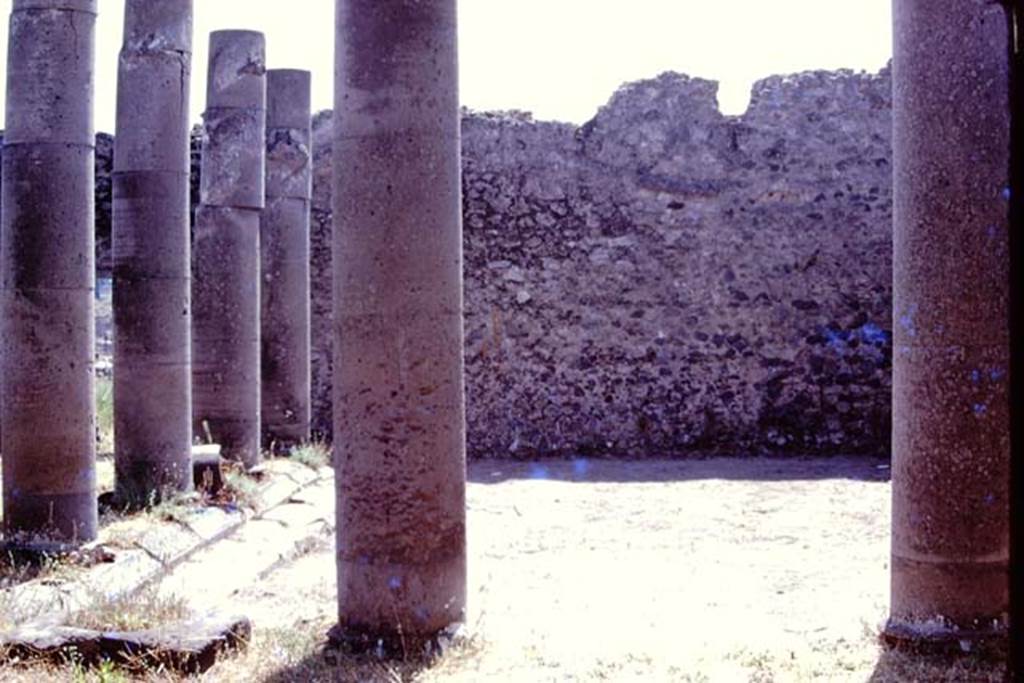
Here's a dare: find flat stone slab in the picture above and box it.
[1,612,250,674]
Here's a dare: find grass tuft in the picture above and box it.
[146,492,201,525]
[221,467,263,512]
[68,586,192,633]
[212,618,487,682]
[0,584,30,633]
[0,549,80,599]
[288,442,331,469]
[95,377,114,456]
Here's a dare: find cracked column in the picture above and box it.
[1,0,98,544]
[192,30,266,468]
[112,0,193,505]
[332,0,467,651]
[261,69,312,452]
[885,0,1010,651]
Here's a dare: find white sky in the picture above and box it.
[0,0,892,132]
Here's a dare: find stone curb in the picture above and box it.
[154,471,336,613]
[1,461,332,620]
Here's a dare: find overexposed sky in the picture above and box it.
[0,0,891,132]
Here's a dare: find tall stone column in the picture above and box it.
[332,0,467,651]
[261,69,312,452]
[885,0,1010,651]
[112,0,193,505]
[1,0,97,544]
[192,30,266,468]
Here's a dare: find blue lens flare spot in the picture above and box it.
[572,458,590,477]
[529,464,550,480]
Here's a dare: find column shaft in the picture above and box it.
[261,69,312,451]
[333,0,467,650]
[1,0,98,544]
[112,0,193,505]
[886,0,1011,649]
[192,30,266,468]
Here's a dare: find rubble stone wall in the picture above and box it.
[313,66,894,457]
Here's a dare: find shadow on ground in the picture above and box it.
[255,636,1012,683]
[868,647,1007,682]
[468,455,891,485]
[259,643,454,683]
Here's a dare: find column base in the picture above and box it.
[326,621,465,661]
[0,538,81,559]
[881,617,1008,659]
[0,537,114,570]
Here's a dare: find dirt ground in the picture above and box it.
[1,457,1008,682]
[188,457,1003,682]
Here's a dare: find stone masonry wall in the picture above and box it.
[1,65,894,458]
[312,66,894,457]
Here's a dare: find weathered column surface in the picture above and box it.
[192,30,266,468]
[261,69,312,452]
[1,0,97,544]
[332,0,467,652]
[113,0,193,505]
[885,0,1010,651]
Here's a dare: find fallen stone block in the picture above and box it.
[0,612,251,675]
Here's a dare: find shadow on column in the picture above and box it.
[1008,0,1024,679]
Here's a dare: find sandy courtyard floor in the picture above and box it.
[208,456,990,682]
[454,458,892,681]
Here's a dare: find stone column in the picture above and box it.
[1,0,97,544]
[261,69,312,452]
[332,0,467,651]
[885,0,1010,651]
[112,0,193,505]
[192,31,266,468]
